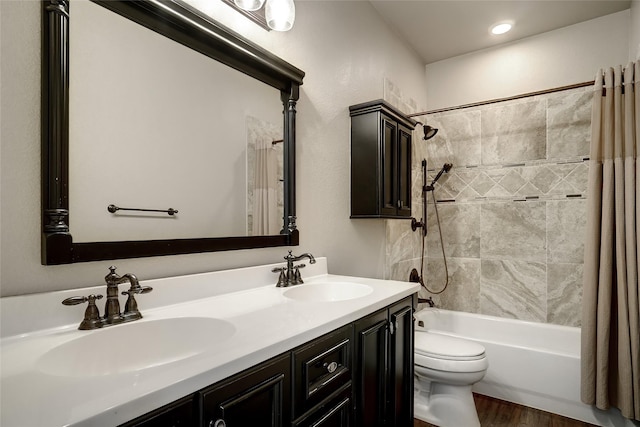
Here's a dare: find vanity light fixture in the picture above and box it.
[490,21,513,35]
[234,0,266,11]
[230,0,295,31]
[265,0,295,31]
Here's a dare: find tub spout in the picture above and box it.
[418,297,435,307]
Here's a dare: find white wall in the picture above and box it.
[425,10,631,110]
[631,0,640,60]
[0,0,427,296]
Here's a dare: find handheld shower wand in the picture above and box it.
[410,159,452,296]
[424,162,452,191]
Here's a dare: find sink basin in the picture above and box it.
[37,317,235,377]
[283,282,373,302]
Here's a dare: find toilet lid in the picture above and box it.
[415,332,485,361]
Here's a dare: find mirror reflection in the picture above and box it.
[69,0,284,242]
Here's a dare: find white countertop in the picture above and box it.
[1,258,418,426]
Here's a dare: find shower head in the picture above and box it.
[414,122,439,140]
[423,125,438,140]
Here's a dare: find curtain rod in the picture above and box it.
[408,80,594,117]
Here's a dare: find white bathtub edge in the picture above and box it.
[474,382,638,427]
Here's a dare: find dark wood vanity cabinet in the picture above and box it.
[350,100,416,219]
[118,296,415,427]
[354,296,415,427]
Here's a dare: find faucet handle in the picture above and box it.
[272,267,287,287]
[292,265,306,285]
[62,294,104,330]
[122,285,153,295]
[120,286,151,322]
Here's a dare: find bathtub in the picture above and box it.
[414,308,637,427]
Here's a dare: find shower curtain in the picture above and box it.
[581,60,640,421]
[252,137,279,235]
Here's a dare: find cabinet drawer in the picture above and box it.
[293,325,352,417]
[292,384,352,427]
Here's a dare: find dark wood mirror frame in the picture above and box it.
[41,0,305,265]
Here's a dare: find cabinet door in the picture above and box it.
[396,125,412,217]
[381,116,398,217]
[354,308,389,427]
[201,354,290,427]
[388,298,414,427]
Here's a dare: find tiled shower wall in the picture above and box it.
[384,81,592,327]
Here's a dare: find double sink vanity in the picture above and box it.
[1,257,419,426]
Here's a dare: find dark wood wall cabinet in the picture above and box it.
[350,101,416,219]
[118,295,415,427]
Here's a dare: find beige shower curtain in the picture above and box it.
[252,137,280,235]
[581,60,640,421]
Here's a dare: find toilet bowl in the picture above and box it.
[414,328,488,427]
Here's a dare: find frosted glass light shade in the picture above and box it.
[266,0,295,31]
[234,0,265,11]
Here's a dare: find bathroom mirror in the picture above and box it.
[41,0,305,264]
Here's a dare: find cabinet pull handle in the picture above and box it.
[388,320,396,335]
[211,419,226,427]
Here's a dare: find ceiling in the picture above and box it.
[369,0,631,64]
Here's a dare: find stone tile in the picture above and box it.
[516,182,544,197]
[498,169,527,194]
[387,257,421,282]
[456,186,481,201]
[427,110,481,167]
[426,203,481,258]
[484,167,511,182]
[412,167,425,212]
[547,89,592,159]
[468,172,496,196]
[455,170,478,185]
[481,100,547,164]
[564,163,589,193]
[484,184,513,198]
[547,179,580,196]
[386,219,418,266]
[547,263,583,327]
[425,257,481,314]
[529,165,562,194]
[480,259,547,322]
[435,172,466,198]
[481,201,546,262]
[547,199,587,263]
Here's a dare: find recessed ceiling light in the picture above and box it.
[490,22,513,35]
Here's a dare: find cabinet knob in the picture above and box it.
[324,361,338,374]
[210,420,226,427]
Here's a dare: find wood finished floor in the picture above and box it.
[413,394,598,427]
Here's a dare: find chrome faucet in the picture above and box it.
[272,251,316,287]
[62,266,152,330]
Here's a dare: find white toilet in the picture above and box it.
[414,318,488,427]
